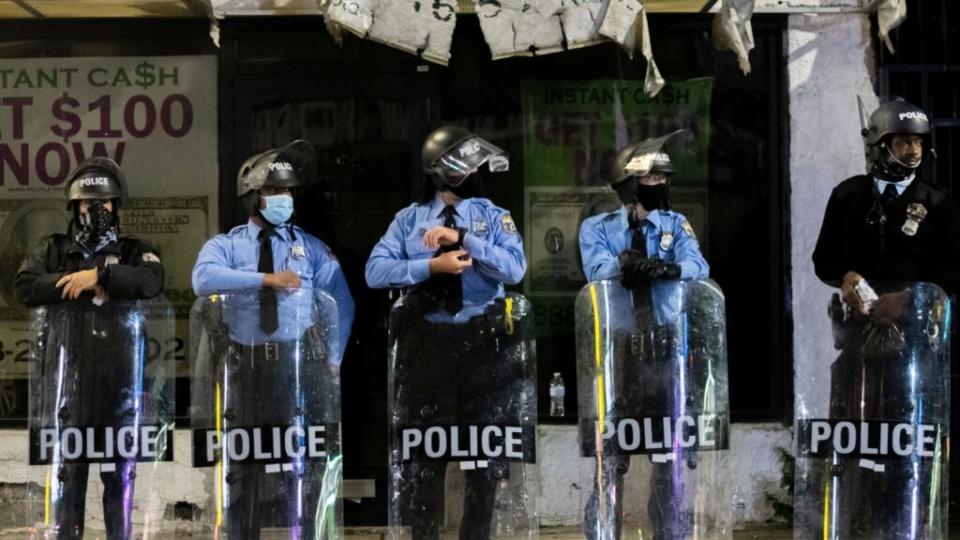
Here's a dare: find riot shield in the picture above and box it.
[26,297,175,539]
[794,281,950,539]
[575,279,731,540]
[387,292,538,539]
[189,288,342,539]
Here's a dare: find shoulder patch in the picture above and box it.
[501,214,518,234]
[680,221,697,239]
[141,252,160,263]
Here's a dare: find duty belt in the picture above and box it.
[230,340,300,362]
[616,326,676,360]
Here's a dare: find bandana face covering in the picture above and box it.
[75,202,117,252]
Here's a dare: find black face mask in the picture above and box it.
[447,172,486,200]
[635,183,669,211]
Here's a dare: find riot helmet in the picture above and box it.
[64,157,127,205]
[861,98,933,182]
[422,125,509,199]
[608,130,687,211]
[237,140,317,221]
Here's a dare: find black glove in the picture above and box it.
[618,250,681,289]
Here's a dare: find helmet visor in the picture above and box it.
[434,137,509,186]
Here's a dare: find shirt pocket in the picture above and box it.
[404,233,435,259]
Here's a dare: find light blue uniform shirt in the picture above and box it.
[875,174,914,196]
[579,206,709,283]
[192,220,355,364]
[365,193,526,324]
[580,206,709,328]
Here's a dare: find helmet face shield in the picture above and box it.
[236,139,317,198]
[432,137,509,186]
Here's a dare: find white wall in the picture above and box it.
[787,13,876,421]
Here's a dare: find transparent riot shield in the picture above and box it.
[27,297,175,539]
[189,288,342,539]
[387,292,538,539]
[794,281,950,539]
[575,279,731,540]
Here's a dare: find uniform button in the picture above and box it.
[493,406,503,416]
[58,408,70,421]
[686,396,695,405]
[494,468,505,479]
[223,408,235,421]
[831,464,844,476]
[294,407,303,416]
[615,463,629,475]
[128,470,137,480]
[420,405,434,419]
[420,468,435,480]
[225,472,238,484]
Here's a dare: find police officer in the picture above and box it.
[810,99,960,537]
[15,157,164,539]
[366,126,527,540]
[579,134,708,540]
[191,140,354,538]
[813,98,960,303]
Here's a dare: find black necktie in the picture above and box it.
[630,217,648,258]
[435,205,463,314]
[881,183,899,210]
[258,229,279,334]
[629,216,653,316]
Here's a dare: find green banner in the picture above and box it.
[521,78,713,188]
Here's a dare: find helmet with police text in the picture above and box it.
[64,157,128,205]
[237,140,316,215]
[861,98,933,181]
[421,125,509,188]
[607,130,687,207]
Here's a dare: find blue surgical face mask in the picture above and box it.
[260,194,294,225]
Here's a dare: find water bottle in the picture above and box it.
[549,372,565,417]
[492,478,515,535]
[731,487,746,530]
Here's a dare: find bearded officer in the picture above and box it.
[192,140,354,538]
[579,133,709,540]
[15,157,164,539]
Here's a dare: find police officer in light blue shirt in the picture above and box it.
[579,133,709,540]
[579,135,708,286]
[367,126,527,540]
[190,140,354,538]
[365,134,525,322]
[192,141,354,361]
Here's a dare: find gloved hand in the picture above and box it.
[618,250,681,289]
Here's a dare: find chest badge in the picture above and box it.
[902,203,928,237]
[290,245,306,260]
[472,218,489,236]
[105,255,120,266]
[660,231,674,251]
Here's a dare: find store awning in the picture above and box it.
[0,0,206,18]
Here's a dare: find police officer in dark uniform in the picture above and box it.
[813,98,960,301]
[16,157,164,539]
[366,126,528,540]
[192,140,354,539]
[812,99,960,537]
[579,134,708,540]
